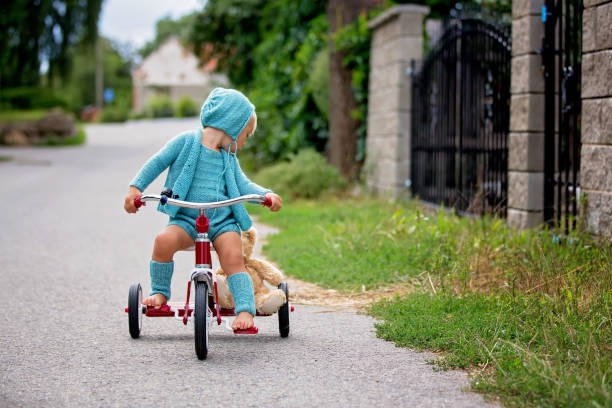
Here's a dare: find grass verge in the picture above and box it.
[250,195,611,407]
[0,109,47,122]
[35,125,86,146]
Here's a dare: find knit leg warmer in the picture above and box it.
[227,272,256,316]
[150,260,174,300]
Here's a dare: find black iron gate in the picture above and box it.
[542,0,582,231]
[411,16,511,216]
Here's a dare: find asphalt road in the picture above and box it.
[0,119,496,407]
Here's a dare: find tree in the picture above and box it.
[139,13,197,59]
[188,0,264,87]
[0,0,103,89]
[327,0,383,179]
[63,37,133,112]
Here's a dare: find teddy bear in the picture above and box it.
[215,227,287,314]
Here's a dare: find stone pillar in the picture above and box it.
[581,0,612,238]
[507,0,546,229]
[365,5,429,195]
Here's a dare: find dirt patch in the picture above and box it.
[284,277,415,310]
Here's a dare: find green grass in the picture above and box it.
[0,109,47,122]
[370,293,611,407]
[251,195,612,407]
[35,125,86,146]
[0,155,13,162]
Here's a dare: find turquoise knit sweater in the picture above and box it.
[130,129,270,231]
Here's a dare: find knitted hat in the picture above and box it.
[200,88,255,140]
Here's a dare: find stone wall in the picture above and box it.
[365,5,428,195]
[581,0,612,237]
[507,0,546,229]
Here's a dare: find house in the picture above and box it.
[131,36,228,113]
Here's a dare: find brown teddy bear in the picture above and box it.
[215,227,287,314]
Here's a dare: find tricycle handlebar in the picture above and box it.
[134,194,271,210]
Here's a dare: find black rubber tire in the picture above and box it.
[128,283,142,339]
[194,281,209,360]
[278,282,290,338]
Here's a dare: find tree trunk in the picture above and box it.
[327,0,382,179]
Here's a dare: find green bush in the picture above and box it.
[0,87,68,110]
[98,107,128,123]
[36,126,86,146]
[253,149,348,198]
[175,95,199,117]
[144,95,174,118]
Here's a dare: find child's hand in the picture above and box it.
[265,192,282,212]
[124,186,142,213]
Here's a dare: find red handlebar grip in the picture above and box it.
[262,196,272,207]
[134,196,145,208]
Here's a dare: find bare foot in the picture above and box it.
[142,293,167,309]
[232,311,254,330]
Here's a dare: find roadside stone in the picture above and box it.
[36,109,76,137]
[4,129,30,146]
[0,109,76,145]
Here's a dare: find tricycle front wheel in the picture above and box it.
[194,281,209,360]
[128,283,143,339]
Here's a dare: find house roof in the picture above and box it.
[132,36,217,86]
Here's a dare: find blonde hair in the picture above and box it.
[249,112,257,137]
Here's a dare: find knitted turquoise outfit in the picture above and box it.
[131,87,266,309]
[129,129,269,231]
[168,144,240,241]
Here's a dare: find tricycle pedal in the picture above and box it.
[233,326,259,335]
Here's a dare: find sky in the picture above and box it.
[99,0,203,49]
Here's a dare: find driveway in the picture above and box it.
[0,118,497,407]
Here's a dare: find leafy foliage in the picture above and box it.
[60,38,133,114]
[189,0,266,87]
[144,95,174,118]
[139,13,197,59]
[0,88,67,110]
[253,149,348,199]
[0,0,103,88]
[189,0,328,168]
[246,10,329,166]
[99,107,128,123]
[36,125,86,146]
[174,95,199,118]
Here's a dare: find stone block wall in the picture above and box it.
[365,1,611,237]
[365,5,429,195]
[507,0,546,229]
[581,0,612,237]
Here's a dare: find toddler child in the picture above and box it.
[124,88,282,330]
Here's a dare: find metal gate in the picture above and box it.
[411,16,511,216]
[542,0,582,231]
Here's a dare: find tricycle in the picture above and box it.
[125,192,292,360]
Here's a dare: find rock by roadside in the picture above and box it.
[0,109,76,146]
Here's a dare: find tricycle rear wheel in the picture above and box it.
[278,282,290,338]
[128,283,142,339]
[194,281,209,360]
